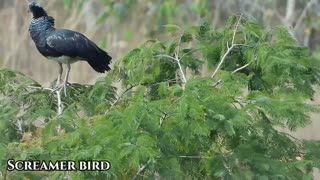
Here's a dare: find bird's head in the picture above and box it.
[26,0,48,18]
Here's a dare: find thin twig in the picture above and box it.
[106,85,135,113]
[175,52,187,84]
[176,30,184,56]
[56,88,63,116]
[156,31,188,87]
[232,63,250,74]
[157,52,187,86]
[179,155,210,159]
[65,171,71,180]
[231,17,240,45]
[131,160,151,180]
[175,31,187,85]
[15,120,23,134]
[159,111,169,126]
[155,54,177,62]
[272,1,292,28]
[269,1,296,38]
[159,94,185,126]
[28,86,55,92]
[211,15,243,78]
[28,86,63,117]
[212,79,223,88]
[107,79,179,115]
[179,48,201,60]
[211,46,236,78]
[279,131,302,142]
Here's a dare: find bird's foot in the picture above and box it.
[53,83,63,92]
[53,82,70,96]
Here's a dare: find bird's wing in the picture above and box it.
[46,29,99,58]
[45,29,112,73]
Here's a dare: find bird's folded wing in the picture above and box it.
[46,29,99,58]
[45,29,112,73]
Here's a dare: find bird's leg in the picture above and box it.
[63,64,71,96]
[56,62,63,87]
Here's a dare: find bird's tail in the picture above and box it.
[86,48,112,73]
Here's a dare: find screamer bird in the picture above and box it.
[27,1,112,95]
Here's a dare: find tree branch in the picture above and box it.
[179,48,201,60]
[155,54,176,62]
[179,155,209,159]
[285,0,296,25]
[232,63,250,74]
[211,15,243,78]
[156,53,187,85]
[105,85,136,114]
[175,52,187,85]
[212,79,223,88]
[56,88,63,117]
[294,0,317,31]
[156,31,189,88]
[131,160,151,180]
[28,86,63,117]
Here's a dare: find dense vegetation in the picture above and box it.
[1,15,320,179]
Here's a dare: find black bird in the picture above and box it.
[27,1,112,95]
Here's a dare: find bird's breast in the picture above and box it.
[47,56,80,64]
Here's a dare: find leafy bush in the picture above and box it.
[0,16,320,179]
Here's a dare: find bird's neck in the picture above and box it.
[29,16,55,42]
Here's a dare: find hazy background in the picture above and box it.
[0,0,320,176]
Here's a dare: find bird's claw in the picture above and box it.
[53,83,63,92]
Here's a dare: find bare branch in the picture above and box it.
[131,160,151,180]
[285,0,296,25]
[232,16,242,45]
[105,85,136,114]
[211,47,234,78]
[27,86,64,117]
[269,1,296,38]
[176,30,184,57]
[159,111,169,126]
[15,119,23,134]
[28,86,55,92]
[156,31,189,87]
[212,79,223,88]
[279,132,302,142]
[232,63,250,74]
[65,171,71,180]
[175,52,187,85]
[211,15,243,78]
[56,88,63,117]
[155,54,177,62]
[294,0,317,31]
[232,54,258,74]
[179,155,210,159]
[175,31,187,85]
[156,52,187,86]
[179,48,201,60]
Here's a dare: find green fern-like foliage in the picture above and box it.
[1,16,320,179]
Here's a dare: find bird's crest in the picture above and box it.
[26,0,48,19]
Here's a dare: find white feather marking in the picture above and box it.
[47,56,80,64]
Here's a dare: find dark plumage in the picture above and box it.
[27,1,112,94]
